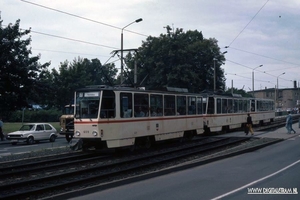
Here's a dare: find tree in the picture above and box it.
[0,17,50,118]
[125,26,226,93]
[49,57,118,110]
[225,87,252,97]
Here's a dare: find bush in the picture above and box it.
[8,109,62,122]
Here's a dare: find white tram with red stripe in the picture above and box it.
[202,93,275,134]
[72,86,274,150]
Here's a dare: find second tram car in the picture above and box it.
[202,93,275,134]
[72,85,275,151]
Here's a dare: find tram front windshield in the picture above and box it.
[75,91,100,119]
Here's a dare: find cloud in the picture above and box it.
[1,0,299,91]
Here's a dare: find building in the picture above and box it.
[250,81,300,111]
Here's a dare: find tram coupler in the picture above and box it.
[69,138,83,151]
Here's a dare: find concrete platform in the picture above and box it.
[217,122,300,140]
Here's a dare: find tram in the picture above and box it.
[71,85,274,150]
[202,93,275,134]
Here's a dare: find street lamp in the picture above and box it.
[213,58,217,92]
[252,64,263,97]
[120,18,143,84]
[275,72,285,109]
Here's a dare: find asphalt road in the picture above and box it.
[0,137,69,157]
[68,136,300,200]
[1,132,300,200]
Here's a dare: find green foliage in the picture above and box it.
[49,57,118,110]
[0,14,118,117]
[0,17,50,118]
[125,26,226,92]
[8,109,62,122]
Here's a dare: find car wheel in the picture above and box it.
[27,137,34,145]
[50,135,56,142]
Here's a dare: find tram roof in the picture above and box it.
[76,85,194,94]
[75,85,273,101]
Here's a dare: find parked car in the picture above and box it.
[7,123,58,145]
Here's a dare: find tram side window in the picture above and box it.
[233,99,238,113]
[265,101,270,111]
[150,94,163,116]
[202,98,207,114]
[257,100,267,111]
[264,101,268,111]
[251,100,255,111]
[217,98,222,114]
[197,97,203,114]
[164,95,175,116]
[100,90,115,118]
[134,93,149,117]
[177,96,186,115]
[238,100,243,113]
[207,97,214,114]
[257,100,262,111]
[188,96,196,115]
[243,100,248,112]
[247,100,251,112]
[269,101,275,111]
[120,93,132,118]
[222,99,228,113]
[227,99,233,113]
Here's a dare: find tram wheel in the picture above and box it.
[129,144,135,152]
[144,136,152,149]
[136,136,153,149]
[222,126,229,134]
[183,131,195,141]
[204,126,211,135]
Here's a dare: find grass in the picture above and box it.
[3,122,60,134]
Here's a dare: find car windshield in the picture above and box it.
[19,124,35,131]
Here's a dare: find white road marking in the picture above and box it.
[211,159,300,199]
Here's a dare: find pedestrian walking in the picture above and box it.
[0,117,4,141]
[246,113,254,135]
[286,111,296,134]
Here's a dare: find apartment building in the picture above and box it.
[250,81,300,111]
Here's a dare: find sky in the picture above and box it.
[1,0,300,92]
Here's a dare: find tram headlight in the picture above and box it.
[92,131,98,136]
[76,131,81,136]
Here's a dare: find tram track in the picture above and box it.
[0,153,109,178]
[0,136,282,200]
[0,137,224,185]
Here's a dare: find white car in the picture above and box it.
[7,123,58,145]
